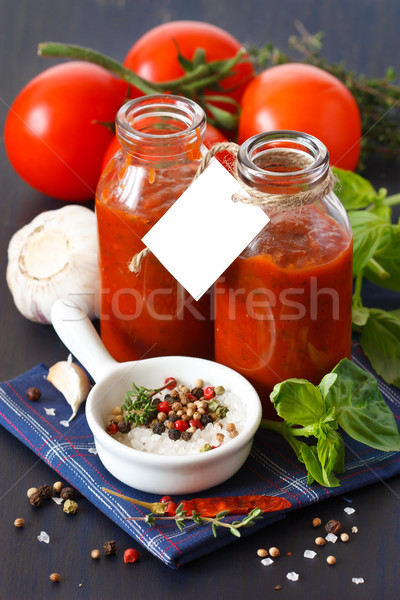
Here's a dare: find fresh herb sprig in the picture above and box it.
[332,167,400,387]
[122,379,176,427]
[249,26,400,168]
[135,503,264,538]
[260,358,400,487]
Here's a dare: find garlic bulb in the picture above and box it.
[6,205,98,324]
[47,354,91,422]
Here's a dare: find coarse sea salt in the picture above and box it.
[109,388,246,457]
[352,577,364,585]
[261,557,274,566]
[44,407,56,416]
[286,572,299,582]
[304,549,317,559]
[60,420,69,428]
[344,507,356,515]
[52,497,64,505]
[325,532,338,543]
[37,531,50,543]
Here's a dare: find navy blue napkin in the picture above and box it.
[0,340,399,568]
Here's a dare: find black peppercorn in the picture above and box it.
[168,414,179,424]
[60,486,75,500]
[200,414,214,427]
[26,387,41,401]
[152,422,166,435]
[103,540,117,556]
[29,490,43,507]
[181,431,192,442]
[118,420,131,434]
[151,396,160,406]
[38,484,53,499]
[325,519,341,535]
[168,428,181,441]
[190,387,204,399]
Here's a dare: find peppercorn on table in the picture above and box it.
[1,0,400,598]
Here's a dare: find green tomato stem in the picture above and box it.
[38,42,161,95]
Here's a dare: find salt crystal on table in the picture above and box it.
[60,420,69,427]
[52,497,64,505]
[88,448,97,454]
[286,572,299,581]
[37,531,50,543]
[325,532,338,543]
[352,577,364,585]
[344,507,355,515]
[261,557,274,566]
[44,408,56,416]
[304,550,317,559]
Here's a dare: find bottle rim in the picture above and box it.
[237,130,330,191]
[116,94,206,148]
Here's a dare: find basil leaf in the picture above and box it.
[364,227,400,292]
[332,167,377,210]
[325,358,400,451]
[360,309,400,388]
[270,379,324,426]
[299,443,340,487]
[318,373,338,399]
[317,426,345,475]
[349,211,393,275]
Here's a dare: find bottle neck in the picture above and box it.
[236,131,330,196]
[116,94,206,166]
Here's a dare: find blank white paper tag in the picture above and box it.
[142,158,270,300]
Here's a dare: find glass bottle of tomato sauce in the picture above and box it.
[214,131,353,417]
[96,95,213,361]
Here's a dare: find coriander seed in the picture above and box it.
[49,573,60,583]
[326,555,336,565]
[315,537,326,546]
[53,481,64,494]
[340,533,349,542]
[91,549,101,559]
[257,548,268,558]
[27,487,38,498]
[269,547,280,558]
[312,517,322,527]
[14,518,25,528]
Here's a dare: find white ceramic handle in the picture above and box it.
[51,299,118,382]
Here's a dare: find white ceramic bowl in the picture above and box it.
[51,300,262,495]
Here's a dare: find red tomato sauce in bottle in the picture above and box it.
[214,132,353,417]
[96,95,213,362]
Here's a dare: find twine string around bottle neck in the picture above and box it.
[128,141,336,274]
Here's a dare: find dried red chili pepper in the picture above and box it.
[102,488,291,517]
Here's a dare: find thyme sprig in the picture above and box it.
[248,24,400,168]
[129,503,264,538]
[121,379,176,427]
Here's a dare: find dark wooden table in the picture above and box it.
[1,1,400,598]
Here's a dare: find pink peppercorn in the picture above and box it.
[174,420,189,432]
[124,548,140,563]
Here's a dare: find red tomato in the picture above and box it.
[238,63,361,171]
[123,21,254,108]
[4,62,128,200]
[101,122,228,172]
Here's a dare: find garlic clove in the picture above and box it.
[47,355,90,422]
